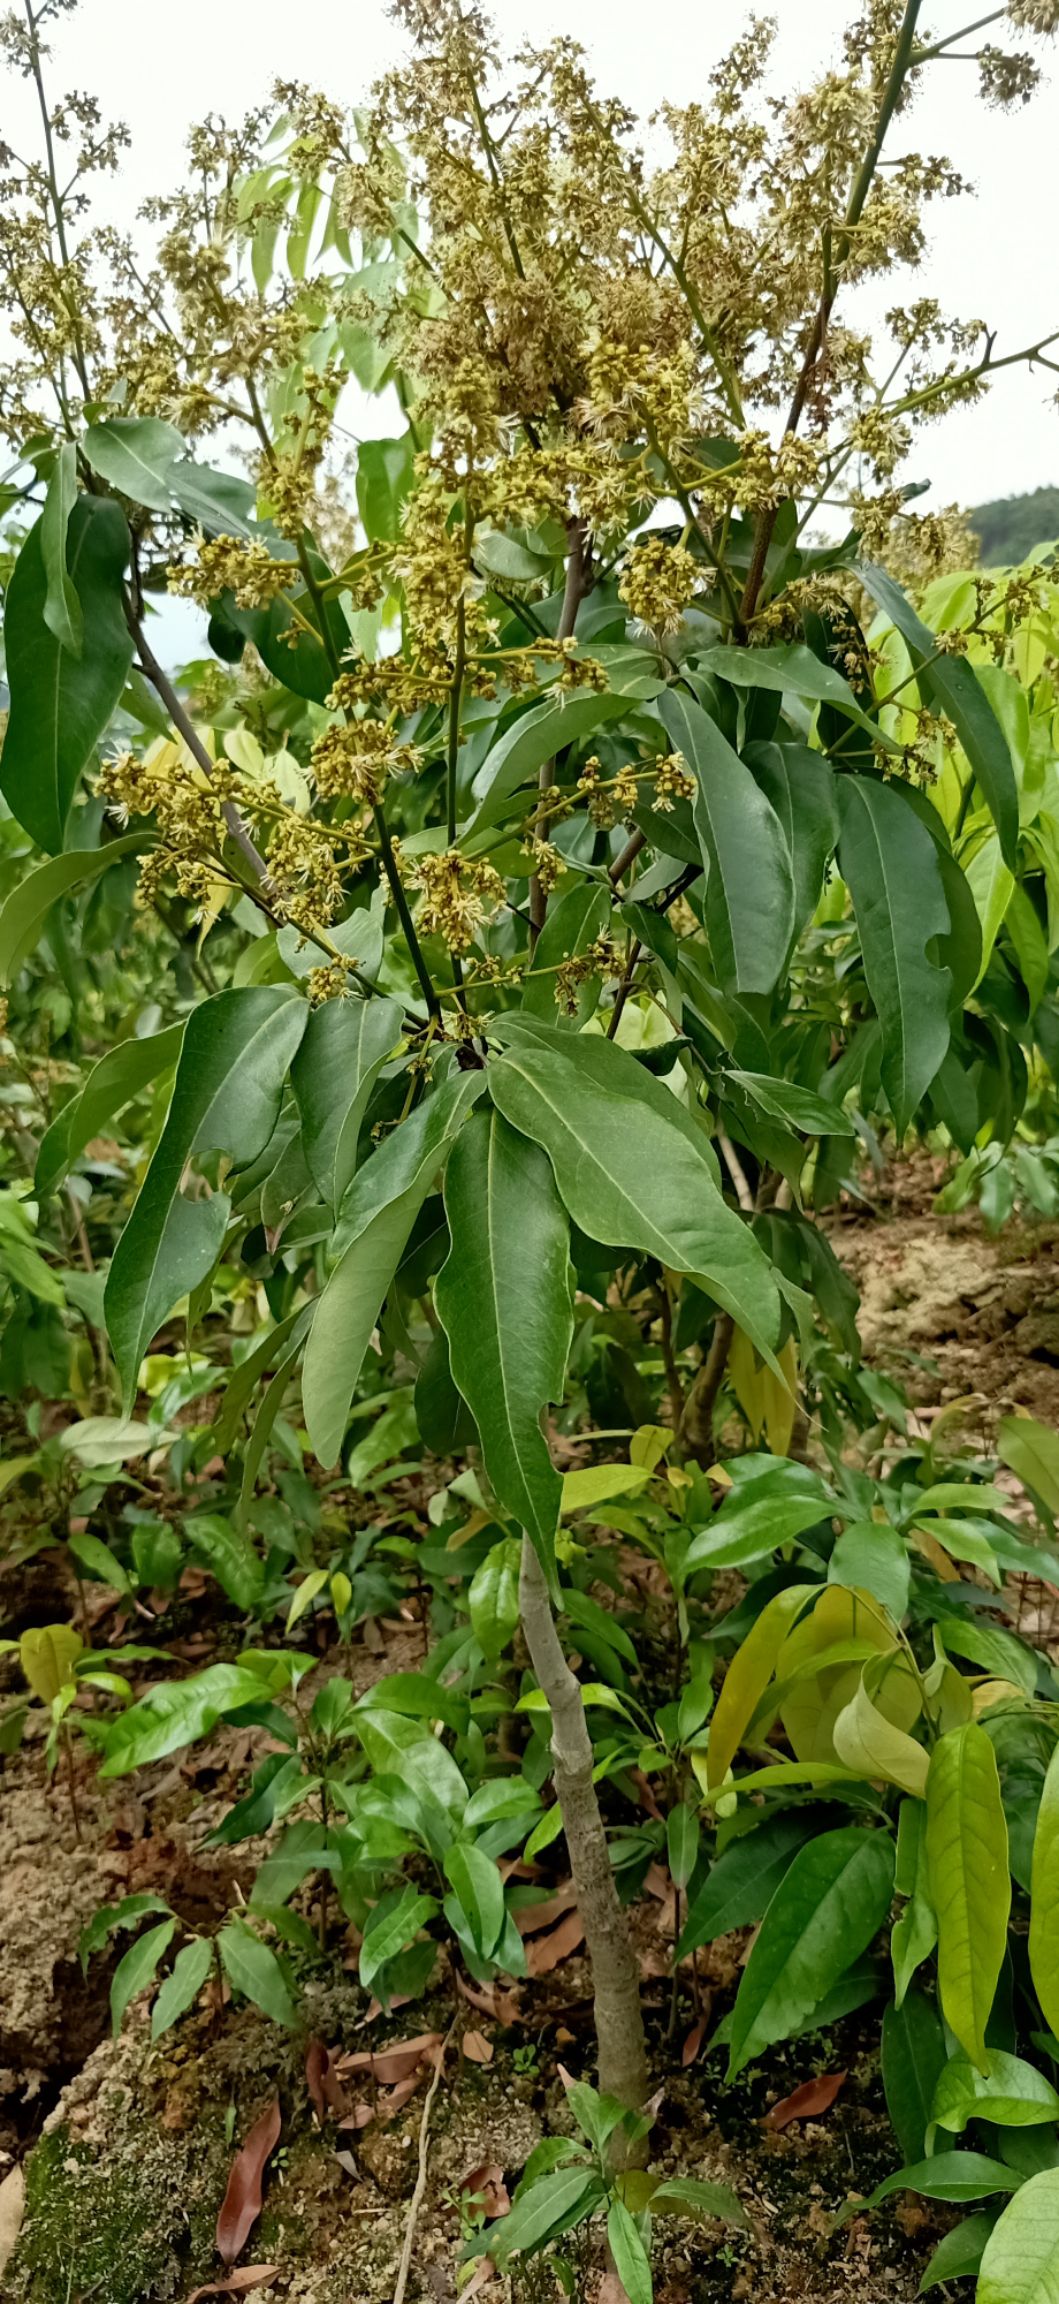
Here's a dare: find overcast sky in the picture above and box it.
[9,0,1059,512]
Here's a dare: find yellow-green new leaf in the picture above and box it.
[979,2168,1059,2304]
[926,1724,1010,2070]
[705,1584,814,1787]
[833,1672,929,1798]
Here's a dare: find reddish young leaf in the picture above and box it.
[524,1908,585,1976]
[764,2071,847,2130]
[215,2099,282,2264]
[461,2164,511,2220]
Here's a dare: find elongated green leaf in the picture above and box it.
[359,1887,439,1990]
[79,1893,173,1972]
[979,2168,1059,2304]
[436,1106,572,1580]
[1,498,133,851]
[490,2165,603,2260]
[469,691,633,833]
[606,2202,652,2304]
[837,776,952,1133]
[105,987,307,1403]
[919,2212,995,2292]
[926,1723,1010,2069]
[828,1522,910,1623]
[217,1921,297,2025]
[302,1070,483,1466]
[863,563,1019,869]
[444,1841,505,1957]
[490,1019,780,1364]
[700,643,890,742]
[99,1663,276,1776]
[110,1919,176,2033]
[650,2176,746,2225]
[1030,1741,1059,2040]
[522,880,612,1026]
[882,1990,947,2162]
[934,2051,1059,2137]
[833,1675,928,1798]
[468,1539,522,1660]
[36,1023,184,1196]
[291,994,402,1208]
[676,1812,810,1959]
[728,1070,855,1139]
[747,740,839,942]
[40,442,82,654]
[998,1415,1059,1519]
[728,1826,895,2076]
[151,1934,213,2039]
[0,834,149,984]
[83,416,184,511]
[658,688,794,994]
[848,2151,1019,2217]
[684,1483,830,1576]
[703,1585,815,1787]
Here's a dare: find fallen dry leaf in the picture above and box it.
[525,1908,585,1976]
[681,2018,709,2067]
[215,2099,282,2265]
[305,2039,350,2122]
[462,2029,494,2065]
[336,2030,442,2086]
[185,2268,279,2303]
[765,2071,847,2130]
[338,2101,374,2132]
[513,1886,577,1939]
[461,2164,511,2220]
[0,2164,25,2280]
[460,2260,499,2301]
[456,1973,521,2025]
[378,2069,427,2120]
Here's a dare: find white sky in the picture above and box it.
[8,0,1059,511]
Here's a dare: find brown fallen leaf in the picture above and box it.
[337,2101,374,2132]
[681,2018,709,2067]
[765,2070,847,2130]
[456,1973,521,2025]
[513,1886,577,1938]
[335,2030,442,2086]
[525,1908,585,1976]
[462,2029,494,2065]
[215,2100,282,2265]
[0,2164,26,2280]
[305,2039,350,2121]
[459,2260,498,2301]
[378,2069,428,2120]
[461,2164,511,2220]
[185,2268,279,2303]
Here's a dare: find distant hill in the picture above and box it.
[967,486,1059,566]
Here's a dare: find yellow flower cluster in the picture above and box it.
[168,536,296,611]
[619,536,700,635]
[413,849,505,953]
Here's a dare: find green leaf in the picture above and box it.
[926,1723,1011,2069]
[998,1415,1059,1519]
[444,1842,506,1957]
[490,1018,781,1366]
[703,1585,815,1788]
[837,776,952,1134]
[882,1990,947,2162]
[676,1812,809,1959]
[667,1805,700,1892]
[606,2201,652,2304]
[36,1024,183,1196]
[355,433,415,542]
[863,563,1019,870]
[99,1663,277,1776]
[650,2176,746,2225]
[0,834,149,985]
[217,1921,298,2026]
[19,1623,83,1703]
[849,2151,1020,2217]
[0,498,134,851]
[489,2165,603,2261]
[728,1070,856,1139]
[979,2168,1059,2304]
[82,416,184,511]
[468,691,634,834]
[747,741,839,942]
[291,994,402,1209]
[436,1106,572,1582]
[919,2212,995,2292]
[658,688,794,995]
[303,1070,484,1466]
[832,1673,928,1798]
[151,1935,213,2039]
[185,1514,266,1612]
[68,1530,131,1595]
[934,2051,1059,2137]
[110,1917,176,2034]
[40,442,82,654]
[700,643,891,743]
[79,1893,173,1972]
[522,881,612,1026]
[828,1522,910,1622]
[105,987,308,1404]
[684,1480,830,1576]
[728,1826,895,2077]
[1030,1742,1059,2041]
[359,1887,439,1991]
[468,1539,522,1660]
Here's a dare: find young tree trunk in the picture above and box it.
[519,1536,649,2117]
